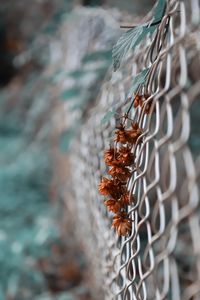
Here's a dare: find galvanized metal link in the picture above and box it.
[70,1,200,299]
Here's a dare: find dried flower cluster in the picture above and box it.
[98,92,151,235]
[99,108,144,235]
[134,93,152,114]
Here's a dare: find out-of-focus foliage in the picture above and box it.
[0,96,60,299]
[58,47,113,150]
[0,1,75,298]
[52,8,121,152]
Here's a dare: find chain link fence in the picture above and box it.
[70,1,200,298]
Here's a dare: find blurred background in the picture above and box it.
[0,0,153,299]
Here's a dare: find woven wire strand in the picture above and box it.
[71,1,200,299]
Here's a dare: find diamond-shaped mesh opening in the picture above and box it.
[70,1,200,299]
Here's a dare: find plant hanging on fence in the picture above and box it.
[99,96,152,236]
[99,0,167,236]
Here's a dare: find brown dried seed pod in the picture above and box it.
[126,122,143,144]
[106,159,123,167]
[118,146,135,166]
[108,166,131,182]
[104,199,123,213]
[115,129,131,144]
[104,147,117,165]
[98,177,127,199]
[112,212,132,236]
[120,192,135,205]
[134,94,143,108]
[98,177,113,196]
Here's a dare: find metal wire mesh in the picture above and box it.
[70,1,200,299]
